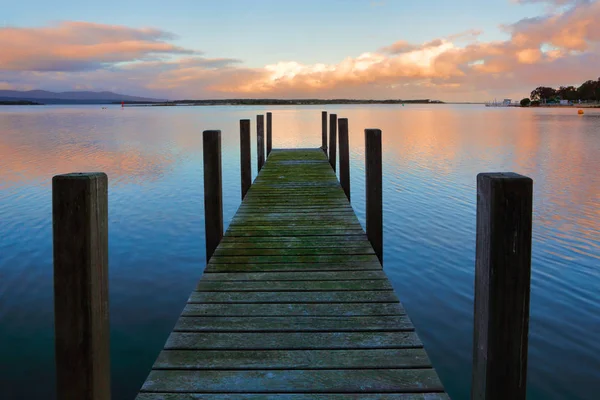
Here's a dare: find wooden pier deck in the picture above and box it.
[136,148,448,399]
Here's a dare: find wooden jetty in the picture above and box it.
[51,111,533,400]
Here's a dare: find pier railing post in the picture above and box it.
[329,113,337,171]
[365,129,382,265]
[257,114,265,171]
[266,112,273,156]
[240,120,251,200]
[472,173,533,400]
[321,111,328,153]
[338,118,350,201]
[203,130,223,260]
[52,172,110,400]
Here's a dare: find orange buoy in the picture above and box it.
[578,109,584,115]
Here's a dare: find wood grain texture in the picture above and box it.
[153,348,429,369]
[203,130,223,261]
[365,129,383,265]
[328,114,337,171]
[321,110,328,152]
[338,118,351,201]
[138,148,446,398]
[140,369,443,393]
[240,119,251,200]
[257,115,265,171]
[472,173,533,400]
[267,112,273,156]
[52,172,110,400]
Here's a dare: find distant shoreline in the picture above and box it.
[119,99,445,106]
[0,100,43,105]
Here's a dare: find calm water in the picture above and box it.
[1,104,599,399]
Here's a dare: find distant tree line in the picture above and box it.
[530,77,600,102]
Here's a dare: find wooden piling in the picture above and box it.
[240,120,251,200]
[329,114,337,172]
[321,111,328,153]
[257,114,265,171]
[267,112,273,156]
[365,129,383,265]
[203,130,223,261]
[472,173,533,400]
[338,118,350,201]
[52,172,110,400]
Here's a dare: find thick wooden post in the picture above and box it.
[472,173,533,400]
[257,114,265,171]
[52,172,110,400]
[338,118,350,201]
[365,129,382,264]
[321,111,328,153]
[240,120,251,200]
[203,130,223,260]
[266,112,273,156]
[329,114,337,171]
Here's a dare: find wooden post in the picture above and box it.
[266,112,273,156]
[472,173,533,400]
[52,172,110,400]
[329,113,337,171]
[321,111,328,153]
[257,114,265,171]
[365,129,382,265]
[338,118,350,201]
[240,120,251,200]
[203,130,223,260]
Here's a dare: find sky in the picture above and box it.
[1,0,599,101]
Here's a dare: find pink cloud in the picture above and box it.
[2,1,599,102]
[0,21,193,71]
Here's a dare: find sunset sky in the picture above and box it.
[1,0,599,101]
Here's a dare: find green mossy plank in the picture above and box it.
[153,348,429,369]
[174,315,413,332]
[219,235,368,243]
[201,271,386,281]
[223,230,367,237]
[140,369,443,393]
[211,249,374,257]
[165,331,422,350]
[203,263,383,272]
[232,214,360,222]
[195,280,392,291]
[208,255,379,264]
[182,303,405,317]
[225,223,364,230]
[215,242,374,250]
[188,291,399,303]
[137,394,450,400]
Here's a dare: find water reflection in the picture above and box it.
[0,104,599,400]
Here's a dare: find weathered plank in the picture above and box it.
[153,348,428,369]
[165,331,422,350]
[137,394,450,400]
[204,263,383,272]
[201,271,386,281]
[140,369,443,393]
[174,315,414,332]
[195,280,393,291]
[208,255,379,264]
[188,291,399,303]
[182,303,405,316]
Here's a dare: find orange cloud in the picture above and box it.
[1,1,599,101]
[0,21,193,71]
